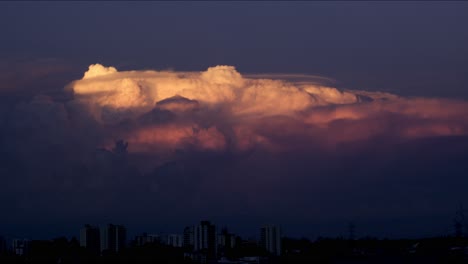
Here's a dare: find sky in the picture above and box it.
[1,2,468,240]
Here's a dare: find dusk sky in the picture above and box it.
[1,2,468,240]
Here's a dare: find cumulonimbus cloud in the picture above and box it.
[69,64,360,118]
[67,64,468,157]
[2,63,468,237]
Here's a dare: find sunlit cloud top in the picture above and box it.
[70,64,377,122]
[67,64,468,157]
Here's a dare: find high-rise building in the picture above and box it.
[100,224,114,253]
[0,236,6,255]
[115,225,126,252]
[80,224,100,255]
[12,239,30,256]
[217,228,236,250]
[100,224,126,253]
[134,233,160,247]
[194,221,217,259]
[183,226,194,250]
[217,228,237,258]
[260,225,282,256]
[167,234,183,248]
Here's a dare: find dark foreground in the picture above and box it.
[2,236,468,263]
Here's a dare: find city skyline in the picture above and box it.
[1,2,468,243]
[3,219,468,263]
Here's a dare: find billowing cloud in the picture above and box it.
[69,64,363,122]
[2,63,468,238]
[68,64,468,156]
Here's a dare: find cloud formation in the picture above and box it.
[69,64,360,120]
[2,63,468,238]
[69,64,468,156]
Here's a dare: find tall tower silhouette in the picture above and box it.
[453,203,468,237]
[348,222,356,241]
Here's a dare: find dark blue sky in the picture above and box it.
[1,2,467,98]
[1,2,468,241]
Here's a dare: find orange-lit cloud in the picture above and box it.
[124,124,226,153]
[69,64,365,121]
[68,64,468,157]
[3,63,468,230]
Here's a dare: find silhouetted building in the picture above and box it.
[12,239,30,256]
[218,228,236,249]
[184,226,194,250]
[115,225,127,252]
[217,228,237,259]
[134,233,160,246]
[194,221,217,261]
[80,224,100,255]
[167,234,183,247]
[0,236,6,255]
[454,203,468,237]
[100,224,126,253]
[260,225,281,256]
[348,222,356,241]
